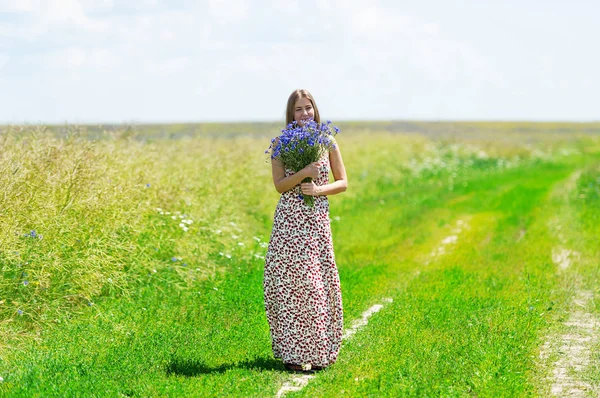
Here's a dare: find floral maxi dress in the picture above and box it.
[263,153,344,367]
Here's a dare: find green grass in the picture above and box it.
[0,122,599,396]
[297,161,580,397]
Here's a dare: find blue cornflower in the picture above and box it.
[17,309,23,315]
[146,183,151,188]
[30,230,37,238]
[267,117,340,206]
[171,257,178,262]
[23,280,29,286]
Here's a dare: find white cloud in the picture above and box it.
[1,0,597,122]
[43,0,86,23]
[341,4,501,89]
[273,1,301,14]
[60,47,86,69]
[86,48,115,68]
[0,19,46,40]
[0,0,113,15]
[423,22,440,37]
[0,53,9,73]
[42,46,118,70]
[1,1,500,121]
[80,0,113,12]
[0,0,38,12]
[208,0,248,24]
[155,56,192,75]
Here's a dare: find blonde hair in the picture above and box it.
[285,89,321,126]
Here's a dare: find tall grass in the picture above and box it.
[0,126,273,338]
[0,124,591,331]
[1,122,598,396]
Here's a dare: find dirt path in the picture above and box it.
[275,217,474,397]
[275,298,393,398]
[541,286,599,396]
[539,169,599,396]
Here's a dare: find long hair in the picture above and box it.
[285,89,321,126]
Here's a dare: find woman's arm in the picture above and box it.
[301,143,348,196]
[271,157,320,194]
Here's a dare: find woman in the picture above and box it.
[263,89,348,372]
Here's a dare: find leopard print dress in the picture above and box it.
[263,152,344,368]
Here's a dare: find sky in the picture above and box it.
[0,0,598,124]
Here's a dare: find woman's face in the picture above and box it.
[294,97,314,126]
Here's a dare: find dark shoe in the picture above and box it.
[284,363,314,373]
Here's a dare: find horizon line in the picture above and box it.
[1,118,600,126]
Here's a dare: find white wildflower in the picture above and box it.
[219,252,224,256]
[232,234,239,239]
[225,254,232,259]
[441,236,457,245]
[253,236,261,242]
[238,242,244,246]
[156,208,163,212]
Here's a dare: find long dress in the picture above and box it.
[263,152,344,367]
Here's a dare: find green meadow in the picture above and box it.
[1,122,599,397]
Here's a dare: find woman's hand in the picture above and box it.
[301,181,321,196]
[301,162,320,180]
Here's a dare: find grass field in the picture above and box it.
[1,122,599,397]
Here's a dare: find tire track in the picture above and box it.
[539,169,599,396]
[276,298,393,398]
[276,217,473,397]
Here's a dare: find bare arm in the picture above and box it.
[301,142,348,197]
[271,157,315,194]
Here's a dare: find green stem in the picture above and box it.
[302,177,314,207]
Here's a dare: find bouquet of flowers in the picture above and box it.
[266,119,340,206]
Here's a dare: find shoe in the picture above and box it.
[284,363,314,373]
